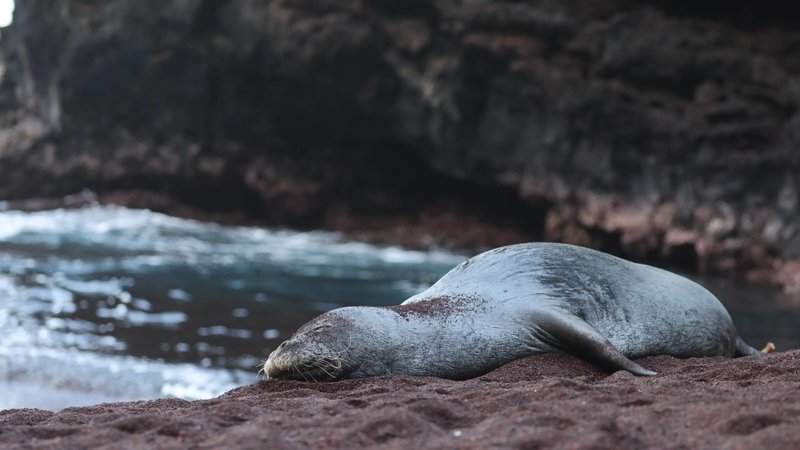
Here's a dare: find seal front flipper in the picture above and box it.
[531,309,658,377]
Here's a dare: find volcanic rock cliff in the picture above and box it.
[1,0,799,289]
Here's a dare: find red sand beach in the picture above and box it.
[1,350,799,449]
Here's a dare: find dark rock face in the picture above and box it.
[1,1,799,287]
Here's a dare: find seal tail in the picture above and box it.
[735,336,765,357]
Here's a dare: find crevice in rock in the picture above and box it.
[645,0,799,31]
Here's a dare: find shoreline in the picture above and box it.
[2,351,798,448]
[3,191,800,295]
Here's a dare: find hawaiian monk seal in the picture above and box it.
[264,243,762,380]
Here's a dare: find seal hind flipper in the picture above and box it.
[735,336,765,357]
[533,309,658,376]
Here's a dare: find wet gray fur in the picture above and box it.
[264,243,761,381]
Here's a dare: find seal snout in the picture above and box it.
[263,340,294,379]
[263,338,345,381]
[264,356,284,379]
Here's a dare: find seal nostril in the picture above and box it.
[265,359,282,378]
[277,341,288,350]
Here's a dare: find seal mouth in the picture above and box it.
[268,365,339,382]
[264,343,345,382]
[265,358,343,382]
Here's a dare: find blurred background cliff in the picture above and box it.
[0,0,799,288]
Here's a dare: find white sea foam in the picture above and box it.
[0,205,465,411]
[0,270,246,411]
[0,345,248,411]
[0,206,463,267]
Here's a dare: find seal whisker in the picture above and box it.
[293,361,310,382]
[256,359,269,379]
[312,361,336,379]
[298,361,320,383]
[321,355,344,370]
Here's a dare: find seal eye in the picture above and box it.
[310,324,332,334]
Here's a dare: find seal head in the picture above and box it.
[265,311,355,381]
[265,307,404,381]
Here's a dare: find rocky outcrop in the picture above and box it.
[1,1,799,289]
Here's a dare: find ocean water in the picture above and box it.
[0,206,797,411]
[0,206,464,410]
